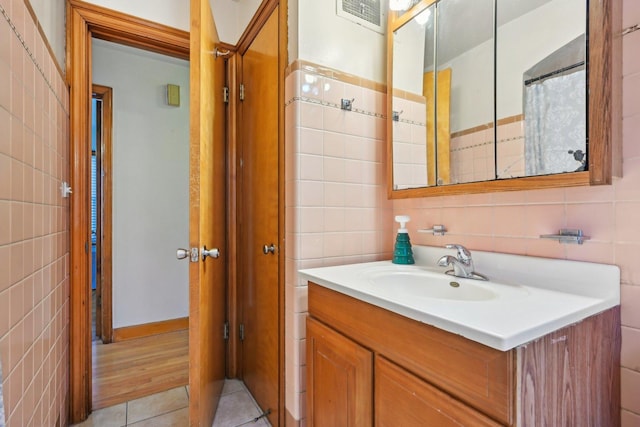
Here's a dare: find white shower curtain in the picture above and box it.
[524,70,586,176]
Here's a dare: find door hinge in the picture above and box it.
[223,86,229,103]
[223,322,229,340]
[239,324,245,341]
[239,83,245,101]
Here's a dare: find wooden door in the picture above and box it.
[307,318,373,427]
[189,0,227,425]
[239,6,280,424]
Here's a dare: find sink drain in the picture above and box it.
[449,281,460,288]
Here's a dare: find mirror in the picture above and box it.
[438,0,495,185]
[496,0,586,180]
[387,0,618,197]
[391,4,434,189]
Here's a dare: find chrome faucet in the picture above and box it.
[437,244,488,281]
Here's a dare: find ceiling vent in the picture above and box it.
[336,0,386,34]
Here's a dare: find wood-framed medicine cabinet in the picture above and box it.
[386,0,621,198]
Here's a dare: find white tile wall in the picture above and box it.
[284,66,393,422]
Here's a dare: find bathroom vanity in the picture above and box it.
[300,246,621,426]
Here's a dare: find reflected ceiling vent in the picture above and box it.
[337,0,386,34]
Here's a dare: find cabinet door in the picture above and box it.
[307,317,373,427]
[375,356,502,427]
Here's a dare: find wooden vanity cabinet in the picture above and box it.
[306,282,621,427]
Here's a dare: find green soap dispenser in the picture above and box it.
[392,215,415,265]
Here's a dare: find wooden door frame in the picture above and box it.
[66,1,189,422]
[91,84,113,343]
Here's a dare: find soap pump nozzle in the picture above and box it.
[395,215,410,233]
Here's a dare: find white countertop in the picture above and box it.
[299,245,620,351]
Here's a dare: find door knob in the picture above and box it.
[177,247,199,262]
[176,248,189,260]
[263,243,276,255]
[202,246,220,260]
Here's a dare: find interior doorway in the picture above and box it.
[66,2,192,421]
[89,36,192,409]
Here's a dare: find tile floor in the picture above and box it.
[71,379,270,427]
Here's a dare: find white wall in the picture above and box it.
[393,17,426,94]
[27,0,66,70]
[295,0,387,83]
[83,0,190,32]
[82,0,265,45]
[92,39,190,328]
[444,0,585,132]
[496,0,585,119]
[210,0,262,45]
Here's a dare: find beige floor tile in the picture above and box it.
[212,390,262,427]
[127,408,189,427]
[71,380,267,427]
[221,379,245,395]
[126,386,189,424]
[70,403,127,427]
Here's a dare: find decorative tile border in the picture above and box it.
[395,117,425,126]
[285,94,387,120]
[451,135,524,153]
[285,60,430,124]
[450,115,524,139]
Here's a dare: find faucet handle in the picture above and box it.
[445,244,471,261]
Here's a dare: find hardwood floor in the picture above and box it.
[92,330,189,410]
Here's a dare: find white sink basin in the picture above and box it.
[299,245,620,351]
[368,270,496,301]
[362,266,529,302]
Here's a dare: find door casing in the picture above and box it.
[67,1,189,422]
[90,84,113,344]
[68,0,288,424]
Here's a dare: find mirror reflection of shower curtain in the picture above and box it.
[524,70,586,175]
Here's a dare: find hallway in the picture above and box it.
[78,329,269,426]
[92,331,189,410]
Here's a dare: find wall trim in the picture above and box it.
[286,59,387,93]
[113,317,189,342]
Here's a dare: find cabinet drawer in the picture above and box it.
[309,283,514,425]
[375,355,503,427]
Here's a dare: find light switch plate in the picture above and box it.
[167,84,180,107]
